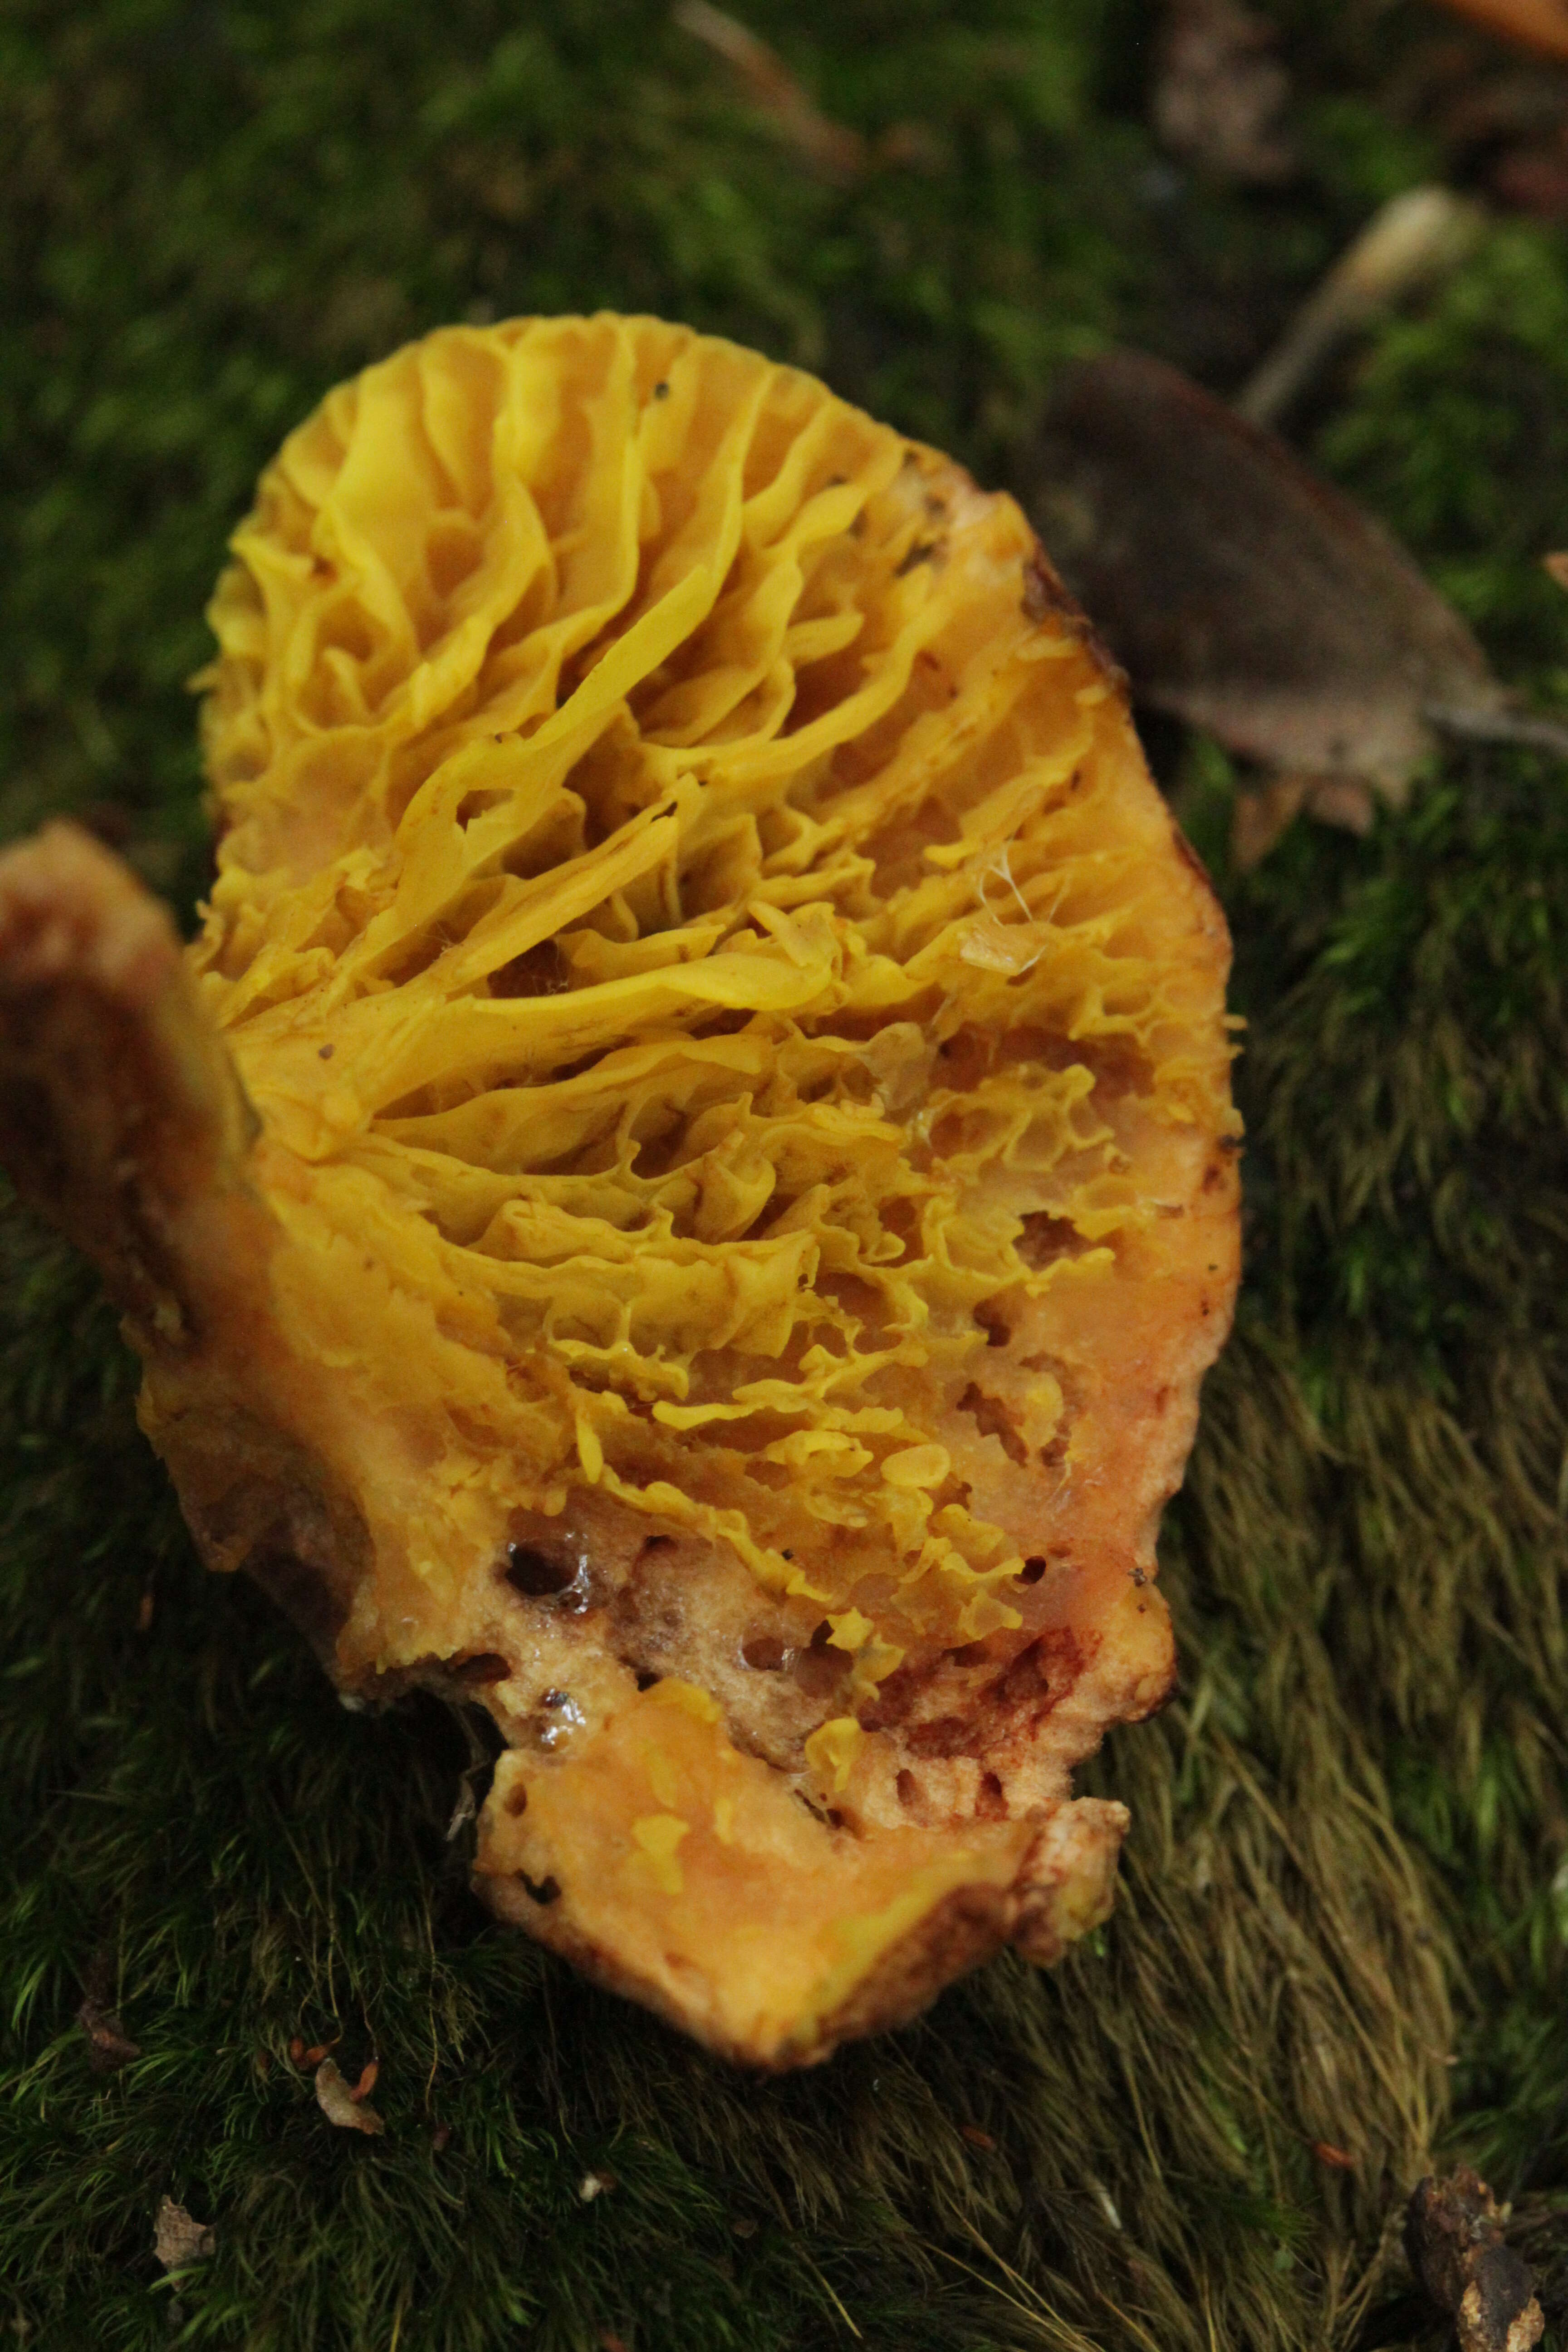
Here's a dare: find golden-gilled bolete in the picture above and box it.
[0,317,1240,2066]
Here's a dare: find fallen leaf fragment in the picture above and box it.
[1544,552,1568,591]
[1430,0,1568,64]
[1153,0,1296,185]
[1311,2140,1356,2171]
[960,2123,998,2151]
[1405,2167,1545,2352]
[348,2058,379,2102]
[578,2170,617,2202]
[1231,774,1377,869]
[315,2056,385,2135]
[1031,347,1511,857]
[153,2196,215,2269]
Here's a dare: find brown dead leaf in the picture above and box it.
[1154,0,1296,185]
[1430,0,1568,64]
[348,2058,379,2102]
[153,2195,215,2269]
[315,2055,385,2135]
[1031,349,1512,829]
[1544,551,1568,590]
[1310,2140,1357,2171]
[959,2123,998,2151]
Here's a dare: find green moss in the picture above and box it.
[5,2,1568,2345]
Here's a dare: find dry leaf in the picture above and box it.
[1153,0,1296,185]
[1544,551,1568,590]
[1430,0,1568,64]
[314,2055,385,2135]
[153,2195,215,2269]
[1031,348,1511,818]
[1311,2140,1357,2171]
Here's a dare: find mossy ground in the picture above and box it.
[2,3,1566,2345]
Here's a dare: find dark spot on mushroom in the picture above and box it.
[451,1651,511,1685]
[519,1872,560,1905]
[492,942,567,999]
[505,1543,576,1597]
[1022,550,1068,623]
[1019,1557,1048,1585]
[958,1383,1029,1466]
[635,1670,661,1692]
[1017,1211,1085,1269]
[742,1632,789,1671]
[243,1544,350,1645]
[905,1714,970,1758]
[792,1619,848,1700]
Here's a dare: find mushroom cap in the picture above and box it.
[10,316,1241,2065]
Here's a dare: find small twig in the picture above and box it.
[1425,702,1568,758]
[1237,186,1483,427]
[675,1,866,182]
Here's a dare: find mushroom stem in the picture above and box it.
[0,823,261,1351]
